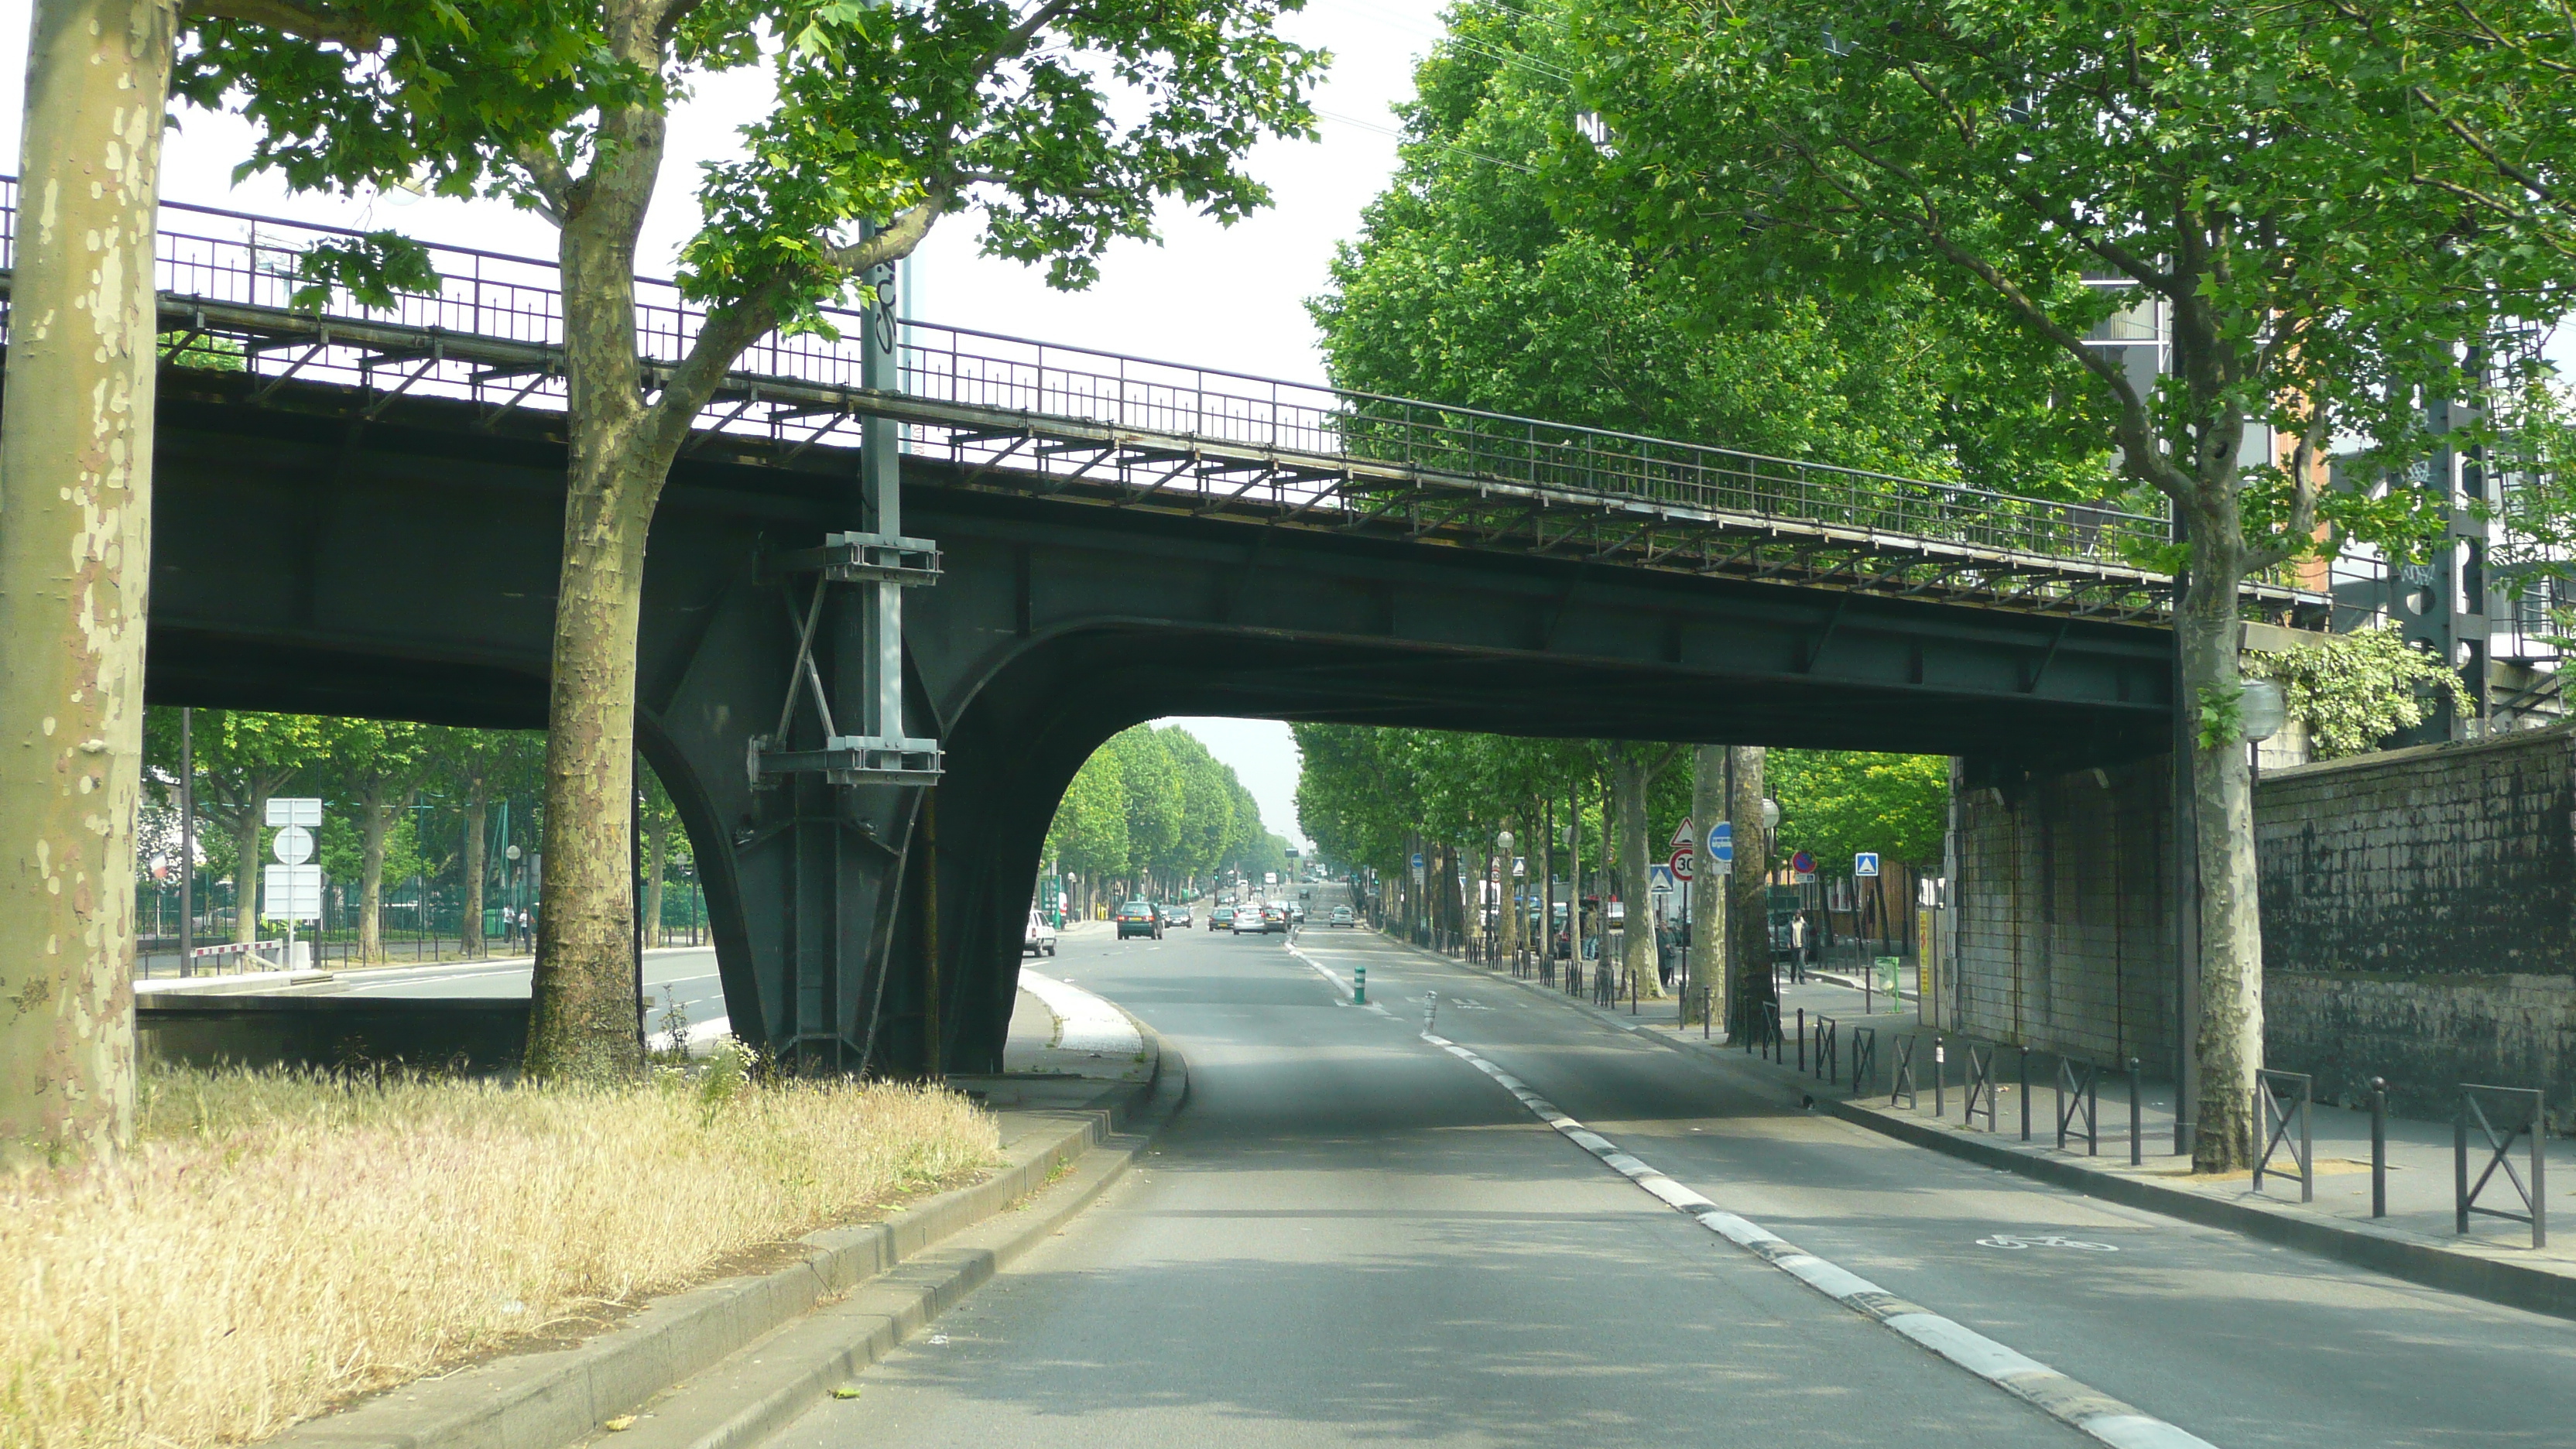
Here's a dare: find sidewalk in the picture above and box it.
[1421,937,2576,1320]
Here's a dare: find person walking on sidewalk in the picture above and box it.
[1789,913,1808,985]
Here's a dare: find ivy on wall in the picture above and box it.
[2242,626,2461,760]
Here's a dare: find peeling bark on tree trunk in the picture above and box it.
[357,783,390,965]
[0,0,173,1161]
[1725,746,1776,1040]
[2181,535,2262,1173]
[460,788,487,959]
[1613,751,1660,998]
[1687,745,1724,1026]
[233,796,265,945]
[642,811,670,953]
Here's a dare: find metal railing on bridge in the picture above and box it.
[0,183,2333,620]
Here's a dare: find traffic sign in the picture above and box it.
[1410,852,1425,873]
[1708,820,1734,865]
[1512,855,1526,878]
[272,824,314,865]
[262,863,321,921]
[1667,845,1694,882]
[1791,849,1816,877]
[1649,865,1677,894]
[265,796,321,828]
[1670,818,1694,848]
[1855,852,1880,877]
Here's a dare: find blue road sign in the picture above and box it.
[1855,852,1880,877]
[1708,820,1733,864]
[1411,852,1425,872]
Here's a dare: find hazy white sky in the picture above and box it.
[0,2,1453,850]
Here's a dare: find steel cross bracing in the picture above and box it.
[0,185,2325,623]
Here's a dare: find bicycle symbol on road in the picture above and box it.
[1977,1233,2119,1252]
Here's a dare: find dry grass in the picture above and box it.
[0,1058,998,1449]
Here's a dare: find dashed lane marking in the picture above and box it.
[1421,1029,2218,1449]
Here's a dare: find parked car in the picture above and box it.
[1115,900,1165,940]
[1024,908,1058,957]
[1262,903,1290,933]
[1210,905,1236,931]
[1232,903,1267,935]
[1329,906,1355,928]
[1165,903,1194,928]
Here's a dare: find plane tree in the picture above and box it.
[170,0,1322,1080]
[1561,0,2576,1167]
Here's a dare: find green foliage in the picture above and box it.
[1311,0,2115,495]
[1766,752,1947,872]
[2242,628,2463,760]
[288,231,443,313]
[1043,724,1282,888]
[179,0,1326,327]
[1561,0,2576,574]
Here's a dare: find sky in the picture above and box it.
[0,1,1454,851]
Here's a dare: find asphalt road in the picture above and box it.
[311,947,728,1029]
[761,892,2576,1449]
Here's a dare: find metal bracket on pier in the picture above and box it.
[749,249,942,791]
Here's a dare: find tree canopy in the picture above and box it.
[1044,725,1288,891]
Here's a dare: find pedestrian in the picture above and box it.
[1789,912,1807,985]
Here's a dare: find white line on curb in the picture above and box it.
[1420,1029,2221,1449]
[1286,942,1389,1016]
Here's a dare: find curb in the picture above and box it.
[1386,934,2576,1325]
[269,1046,1177,1449]
[596,1039,1191,1449]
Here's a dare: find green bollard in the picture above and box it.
[1355,964,1367,1005]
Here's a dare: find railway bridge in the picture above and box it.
[37,195,2328,1075]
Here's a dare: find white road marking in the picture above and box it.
[1285,942,1389,1016]
[1420,1029,2221,1449]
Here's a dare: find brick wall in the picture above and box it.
[1950,758,2174,1068]
[2256,722,2576,1118]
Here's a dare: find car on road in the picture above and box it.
[1115,900,1165,940]
[1164,903,1194,928]
[1024,908,1058,957]
[1210,905,1235,931]
[1329,906,1355,928]
[1232,903,1267,935]
[1262,903,1290,933]
[1289,902,1307,925]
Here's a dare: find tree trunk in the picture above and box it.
[1687,745,1724,1026]
[1725,746,1776,1039]
[358,782,391,965]
[524,154,672,1083]
[461,788,488,958]
[643,811,670,952]
[2181,537,2263,1173]
[233,794,266,945]
[0,0,173,1161]
[1614,750,1660,997]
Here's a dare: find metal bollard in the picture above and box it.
[1425,991,1438,1035]
[2128,1057,2143,1166]
[2370,1077,2388,1218]
[1797,1009,1807,1074]
[1355,964,1366,1005]
[1934,1035,1946,1119]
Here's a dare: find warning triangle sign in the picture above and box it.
[1669,818,1694,848]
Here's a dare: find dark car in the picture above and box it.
[1210,905,1236,931]
[1262,903,1290,933]
[1165,903,1194,928]
[1115,900,1164,940]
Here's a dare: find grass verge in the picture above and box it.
[1,1059,999,1449]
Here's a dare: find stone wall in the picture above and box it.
[1946,722,2576,1122]
[2255,721,2576,1120]
[1948,757,2174,1068]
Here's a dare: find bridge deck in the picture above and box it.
[1,187,2333,622]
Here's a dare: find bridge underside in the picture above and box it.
[142,369,2173,1074]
